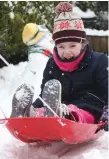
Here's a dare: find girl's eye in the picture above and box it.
[70,45,76,47]
[59,46,64,49]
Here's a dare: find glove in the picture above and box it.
[100,105,108,131]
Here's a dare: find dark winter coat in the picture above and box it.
[33,45,108,122]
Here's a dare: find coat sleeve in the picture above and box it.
[95,53,108,104]
[32,58,53,108]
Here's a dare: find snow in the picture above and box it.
[85,29,109,36]
[0,26,108,159]
[73,6,96,18]
[10,12,14,19]
[15,88,26,100]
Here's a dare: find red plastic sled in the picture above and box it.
[0,117,105,144]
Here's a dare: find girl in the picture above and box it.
[11,2,108,130]
[32,2,108,128]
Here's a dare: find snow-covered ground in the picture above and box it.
[0,27,108,159]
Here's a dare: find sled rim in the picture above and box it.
[0,117,106,125]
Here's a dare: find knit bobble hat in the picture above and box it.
[52,2,87,45]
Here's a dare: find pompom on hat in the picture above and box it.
[52,2,87,44]
[22,23,45,46]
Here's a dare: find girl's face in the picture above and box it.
[56,42,83,60]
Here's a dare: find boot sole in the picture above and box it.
[10,84,34,118]
[42,79,62,117]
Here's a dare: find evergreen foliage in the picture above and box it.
[0,1,108,67]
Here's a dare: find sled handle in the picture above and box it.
[0,118,7,124]
[0,105,7,124]
[0,105,7,118]
[0,54,9,66]
[38,96,59,117]
[97,122,107,127]
[39,97,77,121]
[95,122,107,133]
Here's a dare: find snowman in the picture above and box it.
[10,23,54,99]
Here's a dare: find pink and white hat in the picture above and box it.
[52,2,87,44]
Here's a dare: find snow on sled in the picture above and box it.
[0,117,105,144]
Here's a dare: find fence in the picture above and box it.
[87,36,108,54]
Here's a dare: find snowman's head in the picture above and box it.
[36,25,54,53]
[22,23,54,54]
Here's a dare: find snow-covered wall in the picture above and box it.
[85,29,109,36]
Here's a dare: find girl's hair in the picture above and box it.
[81,39,89,51]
